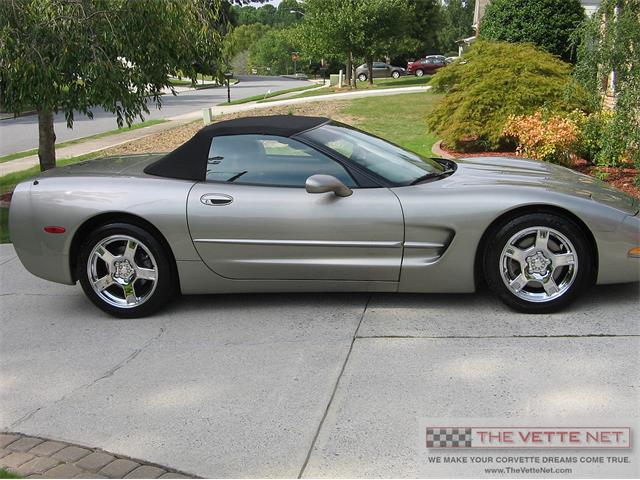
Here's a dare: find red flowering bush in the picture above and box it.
[502,111,580,166]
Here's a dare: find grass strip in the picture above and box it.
[0,119,167,164]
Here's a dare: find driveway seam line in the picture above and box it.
[297,293,371,479]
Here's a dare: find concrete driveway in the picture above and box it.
[1,243,638,477]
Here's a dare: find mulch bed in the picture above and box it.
[0,192,11,207]
[440,144,640,200]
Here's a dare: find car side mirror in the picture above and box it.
[305,174,353,197]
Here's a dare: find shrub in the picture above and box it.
[574,0,640,168]
[571,110,613,164]
[502,111,580,166]
[427,41,589,152]
[480,0,585,62]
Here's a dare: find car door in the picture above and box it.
[373,62,389,78]
[187,134,404,281]
[422,58,436,73]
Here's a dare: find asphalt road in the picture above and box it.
[1,244,638,478]
[0,76,306,156]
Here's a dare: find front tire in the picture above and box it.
[483,213,593,313]
[392,70,401,79]
[357,73,367,82]
[415,69,424,77]
[77,223,177,318]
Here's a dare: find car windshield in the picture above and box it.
[300,122,446,185]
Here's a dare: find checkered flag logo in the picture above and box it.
[426,428,472,448]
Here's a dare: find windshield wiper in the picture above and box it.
[410,168,455,185]
[227,171,248,183]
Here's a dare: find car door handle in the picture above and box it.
[200,193,233,206]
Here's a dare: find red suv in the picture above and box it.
[406,56,446,77]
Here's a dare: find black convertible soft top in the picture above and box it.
[144,115,330,181]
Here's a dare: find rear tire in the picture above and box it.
[77,223,177,318]
[483,213,593,313]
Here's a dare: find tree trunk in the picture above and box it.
[37,110,56,171]
[367,57,374,85]
[351,52,357,89]
[345,52,352,88]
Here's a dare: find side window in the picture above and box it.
[206,134,356,187]
[373,62,386,68]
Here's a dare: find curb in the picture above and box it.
[0,432,198,479]
[431,139,455,159]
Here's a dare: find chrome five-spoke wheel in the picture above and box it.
[500,227,577,303]
[88,235,158,308]
[79,224,176,317]
[484,213,592,313]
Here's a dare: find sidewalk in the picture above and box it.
[0,85,430,176]
[0,432,195,478]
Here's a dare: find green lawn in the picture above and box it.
[0,119,167,164]
[0,468,21,479]
[272,75,432,102]
[344,91,443,157]
[0,207,8,243]
[218,83,321,106]
[169,78,194,86]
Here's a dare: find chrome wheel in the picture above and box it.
[499,226,578,303]
[87,235,158,309]
[415,69,424,77]
[392,71,400,78]
[358,73,367,82]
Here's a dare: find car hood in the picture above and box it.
[450,156,639,215]
[39,153,164,178]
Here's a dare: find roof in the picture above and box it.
[199,115,329,137]
[144,115,330,181]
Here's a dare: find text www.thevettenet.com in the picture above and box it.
[484,467,573,475]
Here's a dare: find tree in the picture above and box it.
[0,0,225,171]
[480,0,585,62]
[574,0,640,167]
[276,0,303,26]
[294,0,411,86]
[293,0,358,85]
[438,0,474,55]
[352,0,412,84]
[223,23,271,73]
[256,4,277,25]
[427,41,590,151]
[248,28,295,75]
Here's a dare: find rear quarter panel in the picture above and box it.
[9,176,197,284]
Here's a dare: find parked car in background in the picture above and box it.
[445,56,459,64]
[407,56,446,76]
[355,62,405,81]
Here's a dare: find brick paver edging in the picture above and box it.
[0,432,197,479]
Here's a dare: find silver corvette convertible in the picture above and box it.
[9,115,640,317]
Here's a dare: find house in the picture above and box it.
[472,0,490,35]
